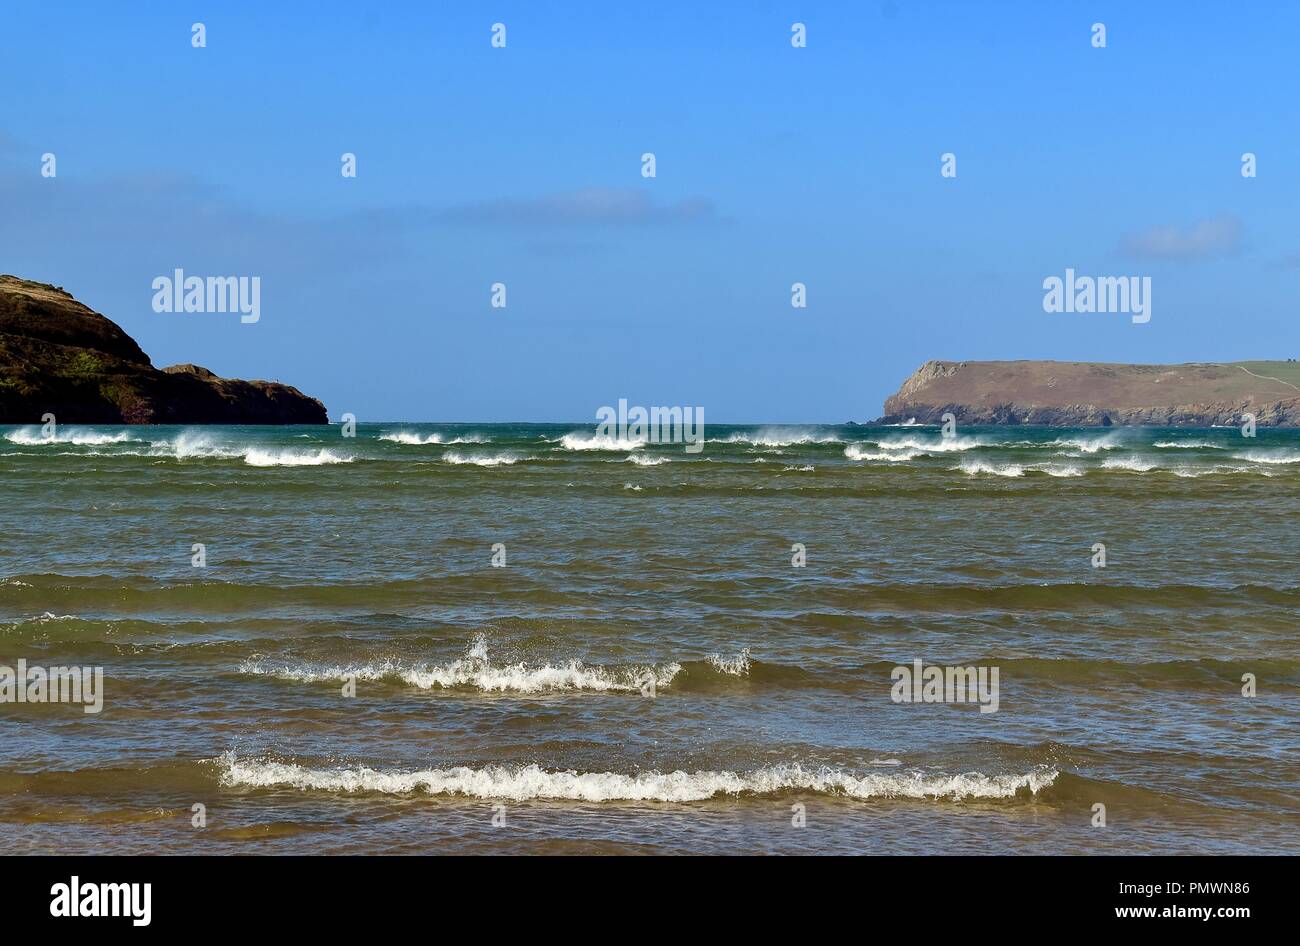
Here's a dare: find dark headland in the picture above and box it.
[876,359,1300,427]
[0,276,327,424]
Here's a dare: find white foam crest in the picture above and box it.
[874,435,983,453]
[243,448,352,467]
[1171,465,1241,478]
[844,444,921,462]
[381,431,489,445]
[33,612,80,623]
[149,431,242,459]
[626,454,668,466]
[1100,457,1158,472]
[380,431,444,445]
[705,648,751,676]
[714,429,842,447]
[239,638,680,694]
[966,459,1083,477]
[1048,435,1120,453]
[4,427,139,446]
[218,755,1059,802]
[958,460,1024,477]
[783,464,815,471]
[398,658,676,693]
[558,433,646,451]
[1231,450,1300,465]
[443,451,521,466]
[1153,440,1222,449]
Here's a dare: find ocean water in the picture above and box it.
[1,422,1297,855]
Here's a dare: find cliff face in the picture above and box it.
[878,360,1300,427]
[0,276,327,424]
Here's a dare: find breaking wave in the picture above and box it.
[1048,435,1121,453]
[4,427,139,446]
[141,433,350,466]
[845,444,922,461]
[714,429,843,447]
[151,432,238,459]
[242,448,352,467]
[959,460,1024,477]
[218,754,1059,802]
[441,452,522,466]
[959,460,1083,478]
[238,636,680,694]
[557,433,645,451]
[1232,450,1300,465]
[705,648,751,675]
[380,431,490,446]
[872,435,984,453]
[1101,457,1158,472]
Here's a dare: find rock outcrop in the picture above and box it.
[877,359,1300,427]
[0,276,327,424]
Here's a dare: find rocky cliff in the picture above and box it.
[0,276,327,424]
[878,359,1300,427]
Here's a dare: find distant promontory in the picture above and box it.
[0,276,327,424]
[877,360,1300,427]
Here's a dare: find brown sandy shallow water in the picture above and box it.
[2,423,1297,854]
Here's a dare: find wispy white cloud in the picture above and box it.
[1118,214,1242,260]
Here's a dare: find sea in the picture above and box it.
[1,422,1296,854]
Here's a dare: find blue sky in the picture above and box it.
[3,1,1298,422]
